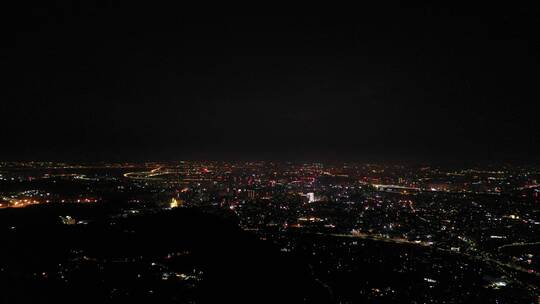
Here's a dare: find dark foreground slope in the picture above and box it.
[0,205,331,303]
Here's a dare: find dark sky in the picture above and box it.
[1,4,539,163]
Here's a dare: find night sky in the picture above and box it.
[2,4,539,163]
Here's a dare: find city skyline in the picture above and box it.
[1,4,539,303]
[0,160,538,302]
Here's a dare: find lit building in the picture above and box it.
[170,197,183,208]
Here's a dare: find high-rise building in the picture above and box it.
[247,190,256,200]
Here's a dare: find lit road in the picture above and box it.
[319,232,539,293]
[123,167,177,180]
